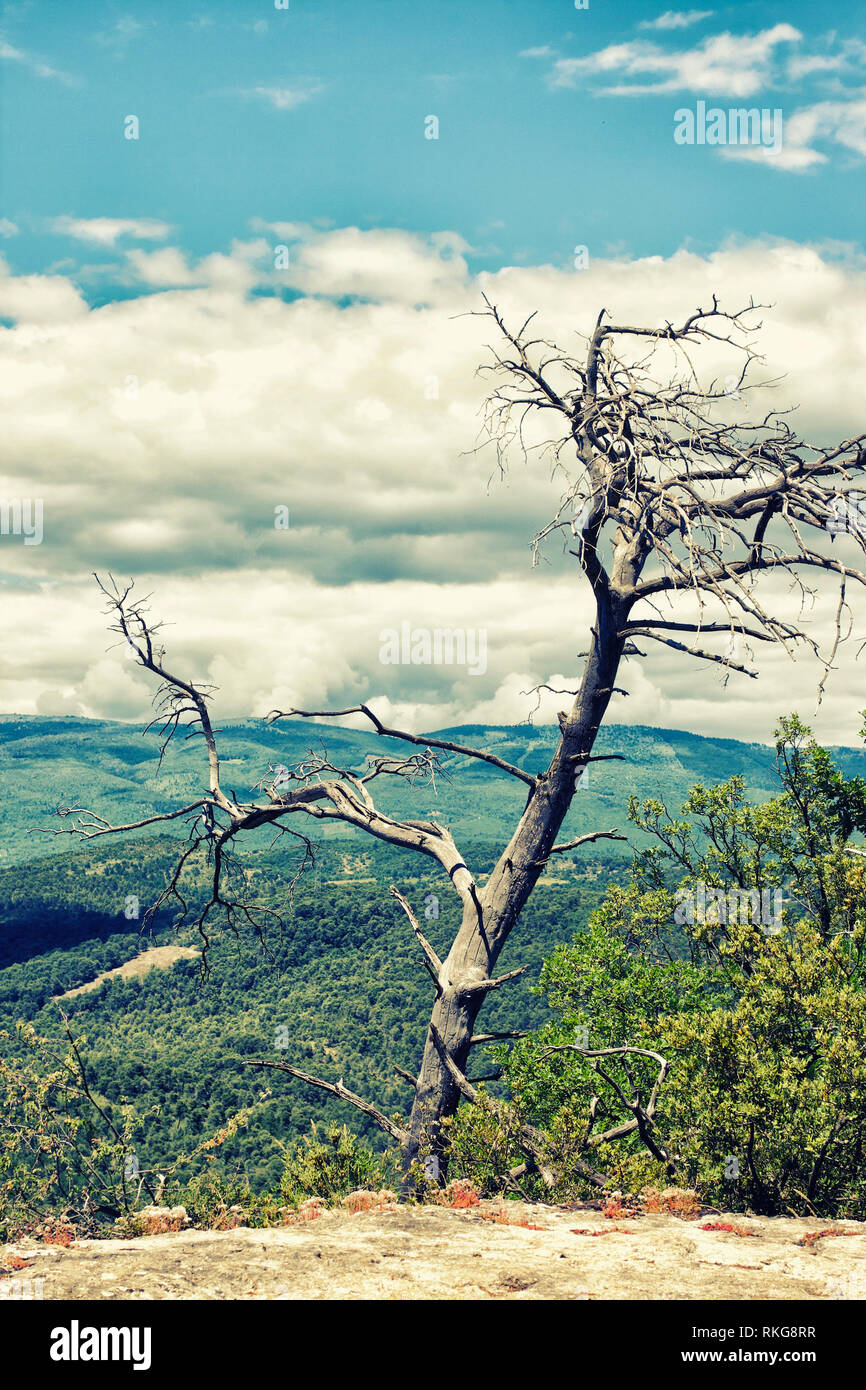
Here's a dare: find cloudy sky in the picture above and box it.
[2,0,866,745]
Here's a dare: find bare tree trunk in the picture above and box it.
[403,592,626,1182]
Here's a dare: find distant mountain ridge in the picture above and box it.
[2,714,864,867]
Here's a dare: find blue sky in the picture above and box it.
[2,0,865,284]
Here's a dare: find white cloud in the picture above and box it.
[92,17,143,52]
[2,233,866,743]
[270,226,471,303]
[123,246,197,286]
[0,255,88,322]
[639,11,714,32]
[51,217,173,247]
[124,240,268,290]
[0,219,18,238]
[0,34,73,84]
[240,84,324,111]
[551,24,802,97]
[802,95,866,157]
[250,219,315,240]
[787,55,846,81]
[786,39,866,83]
[544,22,866,174]
[722,95,866,171]
[247,222,471,303]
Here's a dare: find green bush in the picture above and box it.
[463,717,866,1218]
[174,1170,283,1229]
[0,1021,145,1241]
[280,1123,387,1205]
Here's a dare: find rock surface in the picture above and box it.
[3,1203,865,1301]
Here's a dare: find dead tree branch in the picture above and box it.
[390,886,444,993]
[244,1059,408,1143]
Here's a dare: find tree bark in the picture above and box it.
[403,588,626,1183]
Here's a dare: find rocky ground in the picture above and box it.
[3,1201,865,1300]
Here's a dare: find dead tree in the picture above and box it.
[53,298,866,1187]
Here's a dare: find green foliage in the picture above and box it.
[279,1123,388,1206]
[171,1170,284,1230]
[659,910,866,1215]
[4,715,866,1224]
[476,717,866,1218]
[0,1021,147,1241]
[0,835,608,1193]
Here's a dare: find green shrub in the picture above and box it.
[174,1170,283,1229]
[466,717,866,1218]
[0,1021,145,1241]
[280,1123,386,1205]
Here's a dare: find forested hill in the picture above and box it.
[1,713,864,1193]
[3,713,864,867]
[0,833,621,1191]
